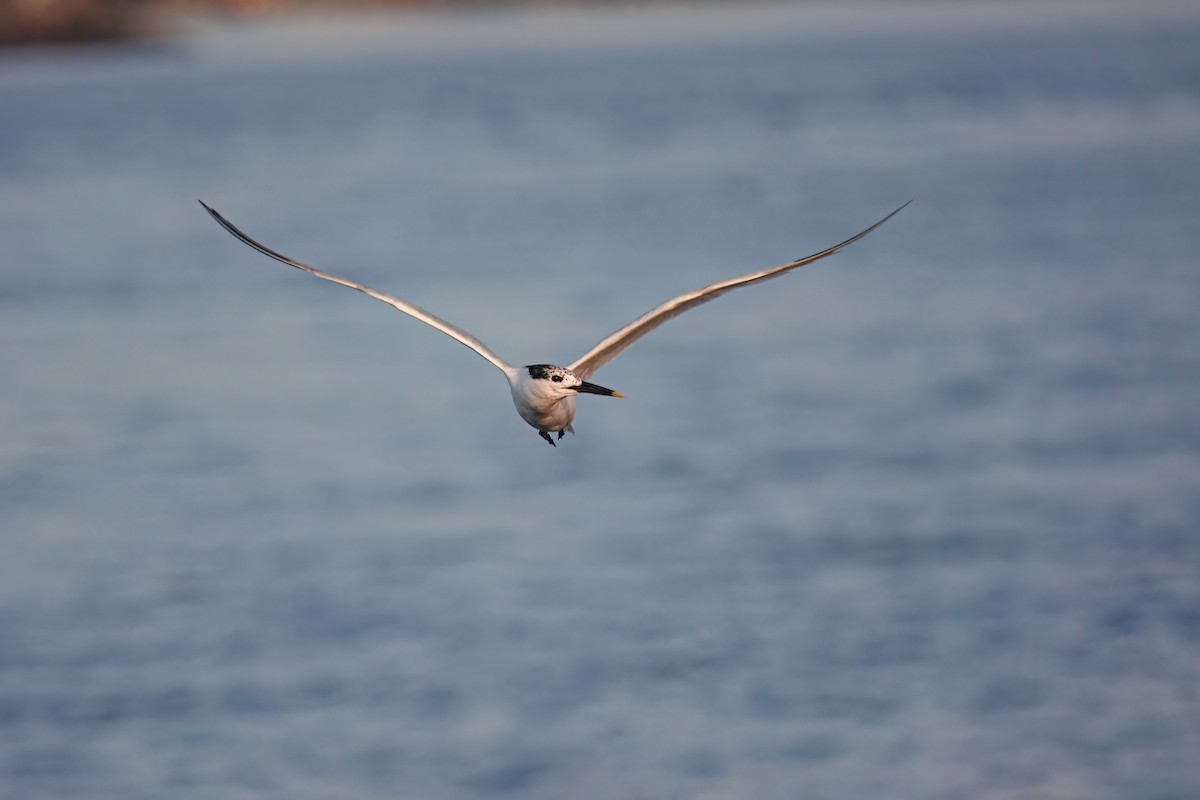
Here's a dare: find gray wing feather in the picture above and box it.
[569,202,910,378]
[200,201,513,374]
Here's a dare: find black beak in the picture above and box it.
[573,381,624,398]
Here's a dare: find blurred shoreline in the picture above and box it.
[2,0,692,46]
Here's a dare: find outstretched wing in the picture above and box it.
[200,201,514,374]
[569,202,909,378]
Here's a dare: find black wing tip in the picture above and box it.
[198,200,244,241]
[198,199,226,226]
[878,199,913,224]
[789,200,911,263]
[198,199,224,221]
[845,199,911,245]
[846,198,913,238]
[870,198,913,229]
[197,199,258,252]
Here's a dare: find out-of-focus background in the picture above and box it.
[2,1,1199,798]
[1,0,463,46]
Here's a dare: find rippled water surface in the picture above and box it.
[2,2,1199,797]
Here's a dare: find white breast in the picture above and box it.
[508,372,577,432]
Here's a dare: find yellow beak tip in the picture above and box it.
[611,391,625,398]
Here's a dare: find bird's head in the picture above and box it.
[524,364,623,400]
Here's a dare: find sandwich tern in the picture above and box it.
[200,200,908,446]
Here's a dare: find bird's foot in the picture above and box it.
[539,430,557,447]
[557,429,566,441]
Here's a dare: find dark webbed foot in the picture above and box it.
[557,429,566,441]
[539,430,556,447]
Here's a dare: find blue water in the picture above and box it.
[2,2,1199,797]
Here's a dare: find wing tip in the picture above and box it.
[198,199,223,223]
[877,199,913,226]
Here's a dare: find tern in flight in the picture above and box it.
[200,200,908,446]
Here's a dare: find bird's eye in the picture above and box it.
[551,375,563,383]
